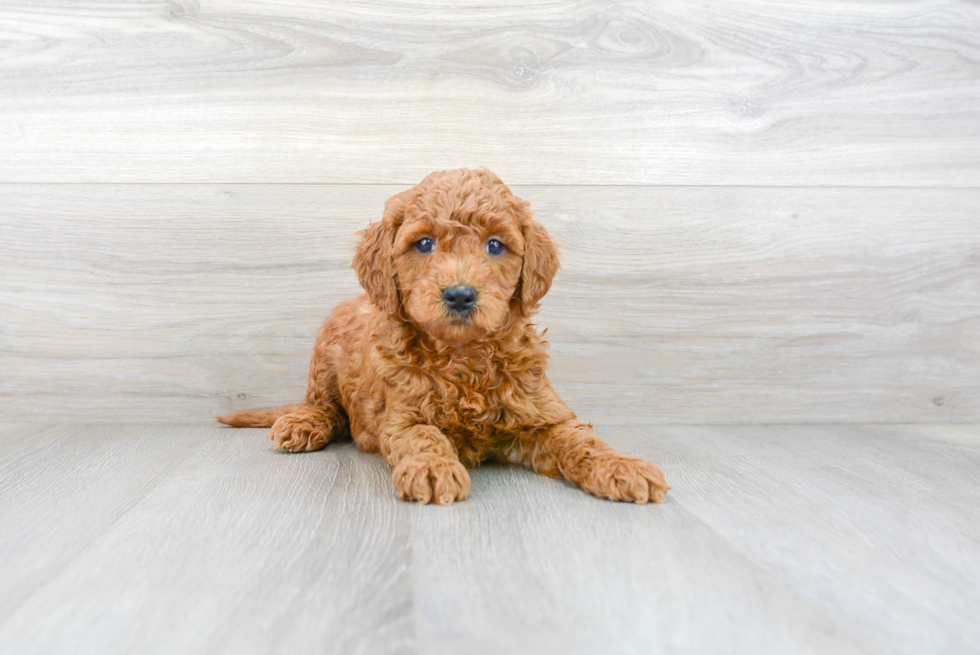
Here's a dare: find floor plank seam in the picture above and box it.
[0,426,207,620]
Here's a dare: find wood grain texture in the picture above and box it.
[1,0,979,185]
[622,423,980,655]
[408,466,872,655]
[1,423,978,653]
[2,184,977,423]
[0,425,413,654]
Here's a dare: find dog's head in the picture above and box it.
[353,168,559,345]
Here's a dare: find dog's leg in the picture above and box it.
[268,403,348,453]
[518,420,670,504]
[380,425,470,506]
[268,322,352,452]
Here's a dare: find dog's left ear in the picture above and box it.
[353,189,413,315]
[518,213,560,314]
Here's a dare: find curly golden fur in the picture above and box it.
[218,168,669,505]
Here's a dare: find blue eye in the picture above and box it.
[414,237,434,254]
[486,239,505,256]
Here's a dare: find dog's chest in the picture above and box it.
[419,358,539,434]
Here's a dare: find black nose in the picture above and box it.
[442,285,478,313]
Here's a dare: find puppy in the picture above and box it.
[218,168,669,506]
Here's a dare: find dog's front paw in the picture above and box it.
[580,454,670,504]
[392,453,470,506]
[268,413,330,452]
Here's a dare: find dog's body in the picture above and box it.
[219,168,669,505]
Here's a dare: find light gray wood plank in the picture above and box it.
[611,424,980,654]
[2,184,977,423]
[0,424,203,617]
[1,1,979,184]
[408,466,878,655]
[0,423,31,437]
[1,423,978,653]
[0,425,414,654]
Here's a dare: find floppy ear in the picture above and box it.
[353,190,412,315]
[518,217,560,313]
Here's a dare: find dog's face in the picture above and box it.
[392,193,526,344]
[354,168,559,345]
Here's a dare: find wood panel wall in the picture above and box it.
[1,0,978,423]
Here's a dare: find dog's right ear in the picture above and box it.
[517,215,560,314]
[353,189,412,315]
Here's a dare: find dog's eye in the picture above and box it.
[486,239,505,256]
[414,237,435,254]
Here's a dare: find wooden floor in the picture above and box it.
[1,423,978,654]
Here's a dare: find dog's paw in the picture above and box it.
[580,454,670,504]
[268,413,330,452]
[392,453,471,506]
